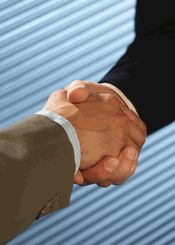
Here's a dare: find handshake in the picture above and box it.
[43,80,146,188]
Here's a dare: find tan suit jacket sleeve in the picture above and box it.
[0,114,75,244]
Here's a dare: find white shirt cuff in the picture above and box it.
[101,83,138,115]
[35,110,81,176]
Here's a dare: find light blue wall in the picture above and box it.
[0,0,135,129]
[1,1,175,244]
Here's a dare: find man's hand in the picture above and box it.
[44,88,142,165]
[64,80,147,187]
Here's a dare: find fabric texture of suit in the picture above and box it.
[0,115,75,244]
[99,0,174,134]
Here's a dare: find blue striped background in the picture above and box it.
[0,0,175,244]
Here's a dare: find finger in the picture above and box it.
[65,80,88,103]
[97,181,111,188]
[111,146,138,185]
[68,87,89,103]
[123,106,147,134]
[43,89,68,110]
[51,89,68,101]
[64,80,117,103]
[64,80,85,90]
[73,170,86,186]
[65,81,89,103]
[80,156,120,185]
[128,120,146,148]
[129,160,138,177]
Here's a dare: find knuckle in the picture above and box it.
[51,89,61,97]
[116,129,127,145]
[139,119,147,136]
[140,130,147,145]
[129,170,134,178]
[118,114,130,125]
[111,128,125,145]
[105,94,117,104]
[137,135,146,147]
[113,114,129,133]
[129,164,137,178]
[103,164,115,181]
[105,94,115,100]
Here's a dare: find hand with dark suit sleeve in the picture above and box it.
[66,1,175,134]
[65,81,146,186]
[65,0,175,185]
[98,0,175,134]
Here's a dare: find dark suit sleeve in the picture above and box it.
[0,114,75,244]
[98,2,174,134]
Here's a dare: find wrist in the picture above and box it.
[35,110,81,175]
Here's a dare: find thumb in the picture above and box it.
[65,80,89,103]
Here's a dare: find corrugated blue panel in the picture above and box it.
[0,0,136,129]
[1,0,175,245]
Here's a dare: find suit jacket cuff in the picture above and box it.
[101,83,138,115]
[35,110,81,175]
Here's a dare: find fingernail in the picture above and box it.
[105,158,118,172]
[125,147,138,160]
[68,80,84,89]
[70,85,85,90]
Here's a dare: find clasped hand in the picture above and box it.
[44,80,147,187]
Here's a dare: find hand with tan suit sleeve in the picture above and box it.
[0,108,75,244]
[0,89,145,243]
